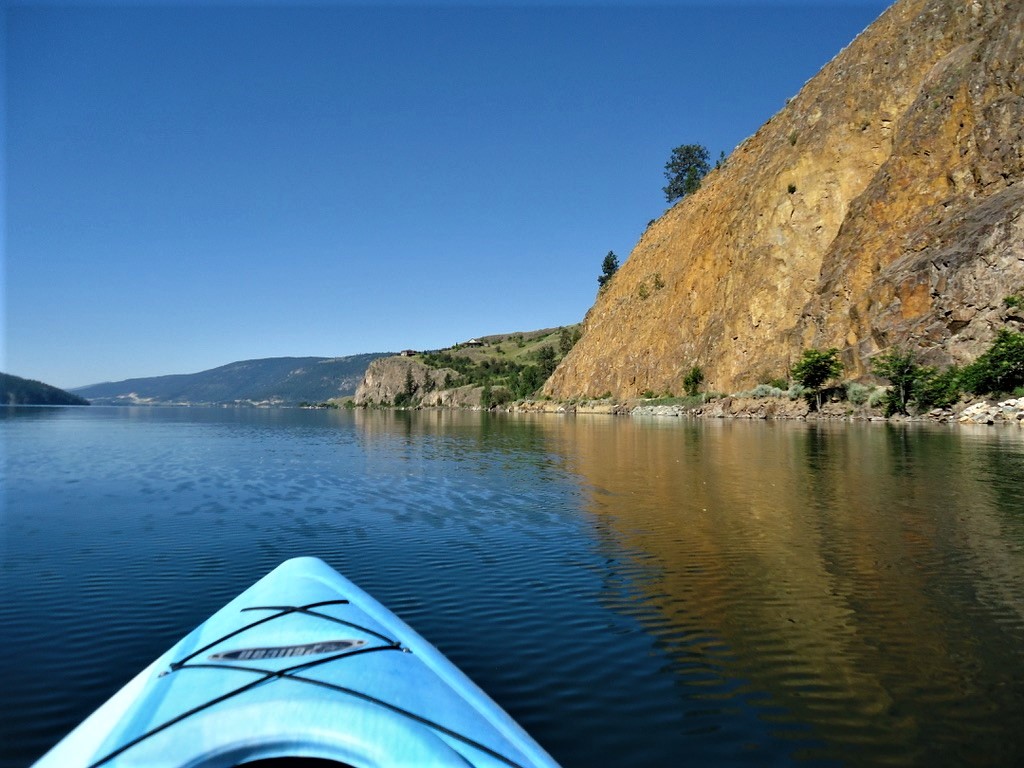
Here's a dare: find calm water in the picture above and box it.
[3,406,1024,767]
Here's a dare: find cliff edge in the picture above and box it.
[545,0,1023,399]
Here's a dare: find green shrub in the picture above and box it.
[960,329,1024,395]
[866,348,968,413]
[845,382,872,405]
[914,365,963,409]
[787,383,807,401]
[488,387,512,407]
[483,382,516,409]
[880,391,902,417]
[871,348,923,415]
[791,348,843,410]
[683,366,705,396]
[742,384,785,398]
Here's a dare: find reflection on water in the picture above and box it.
[3,407,1024,767]
[546,416,1024,765]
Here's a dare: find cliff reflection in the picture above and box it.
[546,416,1024,763]
[351,407,553,456]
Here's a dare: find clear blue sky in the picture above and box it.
[3,0,890,389]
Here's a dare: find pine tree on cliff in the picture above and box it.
[663,144,710,202]
[598,251,619,289]
[403,367,416,400]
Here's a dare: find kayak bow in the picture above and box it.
[33,557,561,768]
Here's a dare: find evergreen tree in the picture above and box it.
[558,327,575,356]
[683,366,704,397]
[598,251,619,289]
[663,144,710,203]
[403,367,416,401]
[536,346,558,377]
[872,348,924,415]
[791,348,843,411]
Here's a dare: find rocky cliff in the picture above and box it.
[354,357,451,405]
[353,356,493,408]
[545,0,1024,399]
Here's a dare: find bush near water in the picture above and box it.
[627,328,1024,423]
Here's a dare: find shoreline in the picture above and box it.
[503,395,1024,427]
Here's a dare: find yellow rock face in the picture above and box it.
[545,0,1024,399]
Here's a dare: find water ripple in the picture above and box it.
[4,409,1024,767]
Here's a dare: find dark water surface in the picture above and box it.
[3,406,1024,767]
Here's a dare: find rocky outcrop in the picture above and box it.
[417,384,501,409]
[353,357,454,406]
[957,397,1024,424]
[545,0,1024,400]
[353,356,500,409]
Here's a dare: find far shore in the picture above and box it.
[61,393,1024,427]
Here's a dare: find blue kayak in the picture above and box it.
[33,557,561,768]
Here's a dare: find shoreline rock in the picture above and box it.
[956,397,1024,425]
[504,395,1024,426]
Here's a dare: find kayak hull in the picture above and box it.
[32,557,560,768]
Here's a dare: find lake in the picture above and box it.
[3,406,1024,767]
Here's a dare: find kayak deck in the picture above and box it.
[33,557,560,768]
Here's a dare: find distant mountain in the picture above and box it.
[72,354,392,406]
[2,373,90,406]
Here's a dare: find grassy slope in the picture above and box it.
[401,325,582,400]
[414,325,581,365]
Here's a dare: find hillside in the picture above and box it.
[2,373,90,406]
[73,354,391,406]
[354,326,581,407]
[545,0,1024,399]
